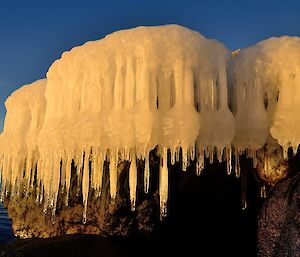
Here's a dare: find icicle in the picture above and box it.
[76,152,84,196]
[264,154,269,179]
[24,153,33,196]
[90,153,96,189]
[175,147,180,163]
[209,146,214,164]
[91,150,103,197]
[216,148,223,163]
[292,145,298,155]
[11,155,22,198]
[190,146,195,161]
[51,190,58,224]
[109,151,118,202]
[226,147,232,175]
[30,154,37,190]
[95,153,104,197]
[260,184,267,198]
[196,147,205,176]
[0,178,5,202]
[119,149,126,161]
[39,183,44,205]
[36,157,44,204]
[129,150,137,211]
[65,154,72,206]
[241,195,248,210]
[5,155,12,197]
[35,182,40,204]
[205,147,210,159]
[82,152,90,224]
[159,148,169,220]
[50,155,61,223]
[144,154,150,193]
[43,153,52,210]
[60,157,66,192]
[170,148,175,165]
[235,153,240,178]
[182,148,188,171]
[43,187,49,214]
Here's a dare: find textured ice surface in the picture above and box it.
[230,36,300,162]
[0,79,46,199]
[1,25,299,220]
[39,25,234,219]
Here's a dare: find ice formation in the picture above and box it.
[0,25,299,222]
[230,36,300,175]
[0,80,46,199]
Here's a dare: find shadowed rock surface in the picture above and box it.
[3,153,299,257]
[1,154,262,257]
[0,235,152,257]
[4,160,160,238]
[258,169,300,257]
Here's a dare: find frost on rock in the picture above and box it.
[1,25,299,222]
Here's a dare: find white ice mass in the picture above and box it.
[0,25,299,221]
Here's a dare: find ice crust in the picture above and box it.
[0,25,299,220]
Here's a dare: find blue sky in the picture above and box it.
[1,0,300,132]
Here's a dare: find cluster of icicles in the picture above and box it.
[1,25,300,222]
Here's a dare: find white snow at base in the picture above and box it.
[0,25,299,220]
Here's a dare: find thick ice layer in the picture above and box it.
[0,79,46,199]
[2,26,300,221]
[36,25,234,218]
[41,25,233,153]
[0,25,253,220]
[231,36,300,160]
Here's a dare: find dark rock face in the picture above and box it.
[258,170,300,257]
[1,153,265,257]
[0,235,152,257]
[4,160,159,238]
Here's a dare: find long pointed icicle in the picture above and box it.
[60,158,66,192]
[25,153,32,195]
[82,152,90,224]
[235,149,241,178]
[51,155,61,223]
[144,154,150,193]
[129,150,137,211]
[109,152,118,202]
[96,153,104,197]
[159,148,169,220]
[226,147,232,175]
[196,147,205,176]
[65,155,72,206]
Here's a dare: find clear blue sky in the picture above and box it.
[1,0,300,132]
